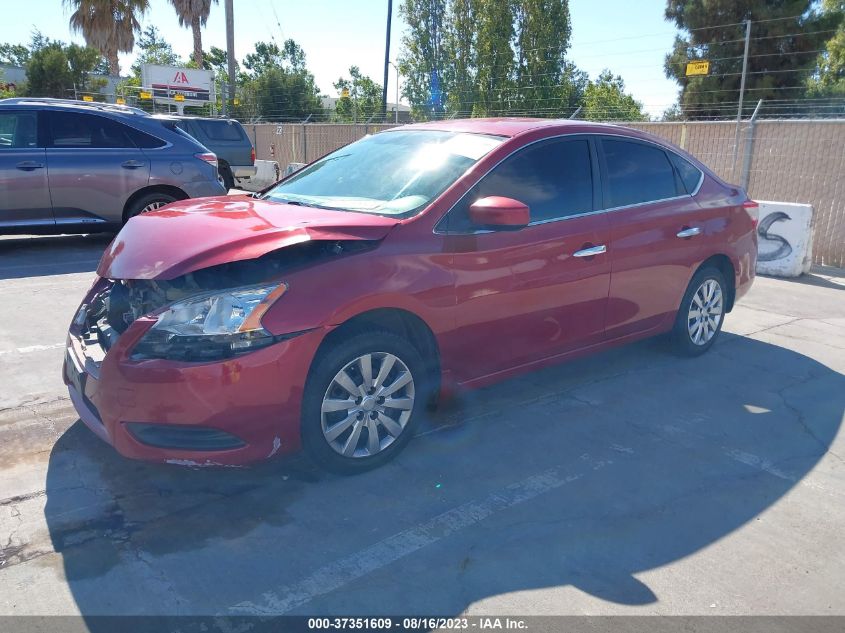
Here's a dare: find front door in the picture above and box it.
[439,136,610,384]
[0,110,53,228]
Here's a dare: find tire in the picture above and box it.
[671,267,728,356]
[301,330,429,475]
[125,192,177,222]
[219,165,235,190]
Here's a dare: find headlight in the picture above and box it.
[131,282,288,361]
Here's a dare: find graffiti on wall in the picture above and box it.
[757,211,793,262]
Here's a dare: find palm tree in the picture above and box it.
[169,0,218,68]
[65,0,149,76]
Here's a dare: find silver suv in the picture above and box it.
[0,98,226,234]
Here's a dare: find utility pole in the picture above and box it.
[390,61,399,123]
[225,0,236,116]
[381,0,393,122]
[732,19,752,171]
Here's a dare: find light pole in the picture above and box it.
[389,61,399,123]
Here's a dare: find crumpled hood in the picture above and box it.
[98,195,400,280]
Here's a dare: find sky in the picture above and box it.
[0,0,681,117]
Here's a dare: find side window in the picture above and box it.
[48,112,135,149]
[668,152,703,195]
[0,112,39,149]
[196,119,244,141]
[447,139,594,231]
[601,139,678,208]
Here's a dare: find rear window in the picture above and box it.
[195,119,245,142]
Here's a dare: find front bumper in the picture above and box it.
[64,283,327,466]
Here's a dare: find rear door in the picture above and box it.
[0,110,53,228]
[45,110,151,226]
[599,136,705,338]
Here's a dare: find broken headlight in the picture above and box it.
[131,283,288,361]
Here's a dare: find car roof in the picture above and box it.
[158,114,241,124]
[397,117,647,139]
[0,97,148,116]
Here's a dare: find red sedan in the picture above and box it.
[65,118,757,473]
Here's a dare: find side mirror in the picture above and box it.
[468,196,530,230]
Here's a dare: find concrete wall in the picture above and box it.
[245,119,845,267]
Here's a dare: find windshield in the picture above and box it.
[262,130,504,216]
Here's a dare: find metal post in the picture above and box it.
[740,99,763,191]
[395,63,399,123]
[381,0,393,122]
[225,0,236,116]
[568,105,582,119]
[732,19,752,171]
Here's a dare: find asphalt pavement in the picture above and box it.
[1,233,843,619]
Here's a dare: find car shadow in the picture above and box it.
[0,233,112,280]
[41,333,843,624]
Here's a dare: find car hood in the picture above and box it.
[98,195,400,280]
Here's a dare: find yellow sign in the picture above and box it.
[174,94,185,102]
[139,91,152,100]
[233,97,240,105]
[685,60,710,77]
[116,97,125,105]
[82,95,93,102]
[341,87,350,98]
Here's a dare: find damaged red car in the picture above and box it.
[65,119,757,473]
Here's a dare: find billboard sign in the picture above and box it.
[140,64,215,106]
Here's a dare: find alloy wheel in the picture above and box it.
[687,278,723,345]
[320,352,415,458]
[140,201,168,214]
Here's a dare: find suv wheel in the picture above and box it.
[125,192,177,222]
[219,165,235,190]
[301,331,427,474]
[671,267,727,356]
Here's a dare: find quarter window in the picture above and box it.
[48,112,135,149]
[668,152,703,194]
[601,138,678,208]
[448,138,594,231]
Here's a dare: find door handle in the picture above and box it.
[573,244,607,258]
[16,161,44,171]
[121,160,145,169]
[676,227,702,238]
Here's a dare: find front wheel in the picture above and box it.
[301,331,427,474]
[671,267,727,356]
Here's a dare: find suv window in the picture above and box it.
[601,138,678,208]
[0,112,38,148]
[48,111,135,148]
[447,138,594,231]
[668,152,703,195]
[195,119,244,142]
[124,126,167,149]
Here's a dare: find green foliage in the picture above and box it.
[664,0,842,118]
[131,25,182,77]
[333,66,383,122]
[400,0,582,119]
[807,0,845,98]
[25,43,74,98]
[0,43,30,67]
[582,70,648,121]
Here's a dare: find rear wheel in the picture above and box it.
[671,267,727,356]
[219,165,235,190]
[125,192,177,222]
[301,331,427,474]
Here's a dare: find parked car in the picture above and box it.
[0,98,226,234]
[167,115,256,190]
[65,118,757,473]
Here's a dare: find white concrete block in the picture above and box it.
[755,201,814,278]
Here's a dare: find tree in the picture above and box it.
[25,43,73,98]
[65,0,150,75]
[581,70,648,121]
[333,66,383,122]
[131,25,181,75]
[66,43,109,92]
[0,43,30,67]
[168,0,217,68]
[807,0,845,98]
[664,0,841,119]
[472,0,515,115]
[399,0,447,118]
